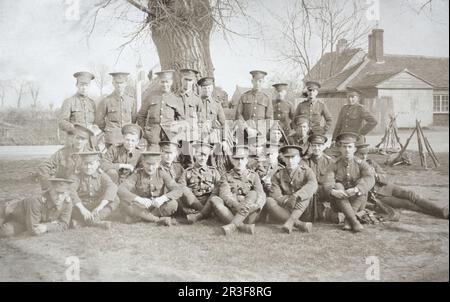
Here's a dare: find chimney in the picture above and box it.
[368,29,384,63]
[336,39,348,54]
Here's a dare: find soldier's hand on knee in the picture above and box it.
[79,206,93,221]
[345,187,360,197]
[331,189,348,199]
[286,196,297,210]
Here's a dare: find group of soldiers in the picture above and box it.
[0,69,448,238]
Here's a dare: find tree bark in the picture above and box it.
[148,0,214,79]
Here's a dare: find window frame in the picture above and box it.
[433,94,449,114]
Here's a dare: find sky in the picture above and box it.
[0,0,448,108]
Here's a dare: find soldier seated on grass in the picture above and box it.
[101,124,144,184]
[209,145,266,236]
[265,145,318,233]
[323,132,375,233]
[181,141,222,224]
[70,152,119,230]
[0,178,74,238]
[302,134,343,224]
[117,151,183,226]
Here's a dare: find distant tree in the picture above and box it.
[12,80,28,108]
[29,82,40,110]
[272,0,371,78]
[49,102,55,112]
[92,63,110,96]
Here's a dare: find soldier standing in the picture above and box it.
[101,124,144,184]
[272,83,294,135]
[96,72,137,148]
[332,87,378,143]
[58,71,96,134]
[323,132,375,233]
[265,145,318,233]
[181,142,222,224]
[209,146,266,235]
[0,178,74,238]
[178,68,201,164]
[70,152,119,230]
[235,70,273,145]
[355,144,448,219]
[37,124,94,190]
[137,70,184,146]
[197,77,226,146]
[294,81,332,135]
[118,151,183,226]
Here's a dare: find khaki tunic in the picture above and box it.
[294,99,332,135]
[323,157,375,198]
[332,103,377,141]
[70,171,119,211]
[269,163,318,210]
[37,145,91,189]
[272,99,294,133]
[235,90,273,130]
[0,192,72,236]
[137,90,184,143]
[118,169,183,204]
[218,169,266,214]
[96,92,137,144]
[101,144,142,173]
[58,94,96,133]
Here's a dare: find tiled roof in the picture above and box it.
[305,48,362,82]
[349,55,448,89]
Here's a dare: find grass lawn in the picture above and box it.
[0,153,448,281]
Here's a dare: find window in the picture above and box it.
[433,94,449,113]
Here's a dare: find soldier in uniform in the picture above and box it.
[288,115,311,156]
[96,72,137,148]
[37,124,94,190]
[70,152,119,230]
[197,77,226,147]
[272,83,294,135]
[267,121,287,146]
[323,132,375,233]
[58,71,96,134]
[0,178,74,238]
[178,68,201,165]
[250,142,284,223]
[180,142,222,224]
[117,151,183,226]
[137,70,184,146]
[210,146,266,235]
[303,134,342,223]
[159,140,185,183]
[101,124,144,184]
[355,144,449,219]
[265,145,318,233]
[235,70,273,145]
[332,87,377,144]
[294,81,332,135]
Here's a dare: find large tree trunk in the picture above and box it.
[149,0,214,81]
